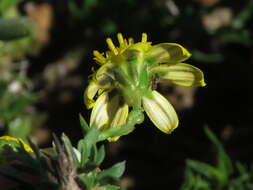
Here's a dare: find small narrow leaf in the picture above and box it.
[95,145,105,166]
[79,127,99,167]
[104,184,120,190]
[187,159,221,180]
[78,172,96,190]
[62,134,79,166]
[98,124,134,142]
[97,161,125,182]
[204,127,233,176]
[89,144,98,165]
[79,114,90,134]
[0,18,33,41]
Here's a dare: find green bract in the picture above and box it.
[84,33,206,141]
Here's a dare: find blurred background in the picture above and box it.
[0,0,253,189]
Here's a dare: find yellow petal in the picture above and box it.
[84,81,100,109]
[95,63,115,81]
[108,103,129,142]
[145,43,191,64]
[127,42,152,53]
[142,90,178,134]
[84,64,114,109]
[90,92,110,129]
[152,63,206,87]
[90,92,128,140]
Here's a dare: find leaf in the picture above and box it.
[79,127,99,167]
[7,117,32,139]
[98,124,134,142]
[231,0,253,29]
[194,175,211,190]
[204,127,233,178]
[86,144,105,169]
[104,184,120,190]
[220,30,251,46]
[0,18,32,41]
[84,144,98,170]
[3,94,36,122]
[236,162,248,176]
[95,145,105,166]
[27,139,39,158]
[61,134,79,166]
[79,114,90,134]
[83,127,99,148]
[97,161,125,183]
[186,159,221,180]
[0,81,8,99]
[0,0,20,15]
[78,172,96,190]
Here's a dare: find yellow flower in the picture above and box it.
[84,33,206,141]
[0,136,33,152]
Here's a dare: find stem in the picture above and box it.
[97,108,144,142]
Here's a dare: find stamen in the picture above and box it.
[128,38,134,45]
[93,50,106,64]
[141,33,148,42]
[124,39,128,46]
[106,38,118,55]
[117,33,124,47]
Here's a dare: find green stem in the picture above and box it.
[97,108,144,142]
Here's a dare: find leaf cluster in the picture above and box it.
[181,127,253,190]
[0,116,126,190]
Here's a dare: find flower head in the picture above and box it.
[84,33,206,141]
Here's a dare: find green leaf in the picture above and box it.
[83,127,99,148]
[87,144,105,169]
[27,139,39,158]
[2,94,36,122]
[236,162,248,176]
[90,144,98,161]
[204,127,233,178]
[95,145,105,166]
[194,175,211,190]
[7,117,32,139]
[105,184,120,190]
[78,172,97,190]
[98,124,134,142]
[0,0,20,15]
[79,114,90,134]
[79,127,99,167]
[61,134,79,166]
[97,161,125,183]
[231,0,253,29]
[220,30,251,46]
[187,159,221,180]
[0,18,33,41]
[0,81,8,99]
